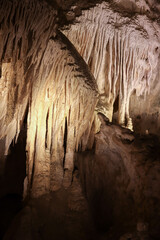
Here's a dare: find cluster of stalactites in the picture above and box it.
[0,0,57,157]
[26,34,98,197]
[0,0,98,197]
[63,2,160,130]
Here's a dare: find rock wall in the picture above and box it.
[77,114,160,239]
[62,1,160,133]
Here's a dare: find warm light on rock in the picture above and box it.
[0,0,160,239]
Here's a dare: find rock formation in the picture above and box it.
[0,0,98,197]
[63,1,160,132]
[0,0,160,239]
[77,114,160,239]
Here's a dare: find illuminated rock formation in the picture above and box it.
[0,0,160,239]
[26,32,98,197]
[0,0,98,197]
[1,0,160,198]
[0,0,57,168]
[63,1,160,132]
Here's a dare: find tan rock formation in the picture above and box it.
[62,1,160,132]
[0,0,98,197]
[0,0,160,239]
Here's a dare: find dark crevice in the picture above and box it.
[12,36,16,54]
[0,104,29,239]
[11,10,16,25]
[0,64,2,78]
[63,117,68,168]
[0,194,22,240]
[113,94,119,113]
[18,37,22,59]
[2,33,10,61]
[45,110,49,149]
[3,107,28,196]
[27,30,33,54]
[30,127,37,191]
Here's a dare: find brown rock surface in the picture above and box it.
[77,114,160,239]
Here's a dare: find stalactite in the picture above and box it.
[63,2,160,131]
[0,0,57,158]
[26,33,98,196]
[0,0,98,197]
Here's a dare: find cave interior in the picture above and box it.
[0,0,160,239]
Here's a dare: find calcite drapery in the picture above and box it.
[0,0,98,197]
[62,2,160,132]
[0,0,57,158]
[26,32,98,196]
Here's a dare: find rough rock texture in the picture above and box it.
[77,114,160,239]
[3,173,97,240]
[2,114,160,240]
[63,1,160,133]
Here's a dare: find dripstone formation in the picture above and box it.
[0,0,160,239]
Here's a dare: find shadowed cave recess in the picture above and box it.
[0,0,160,239]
